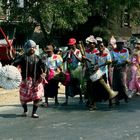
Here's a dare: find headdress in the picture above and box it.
[24,40,36,53]
[96,37,103,43]
[109,36,116,45]
[86,35,97,44]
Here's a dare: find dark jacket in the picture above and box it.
[13,54,46,81]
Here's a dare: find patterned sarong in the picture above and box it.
[19,77,45,103]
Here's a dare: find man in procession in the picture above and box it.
[62,38,83,105]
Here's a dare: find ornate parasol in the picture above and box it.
[0,65,22,89]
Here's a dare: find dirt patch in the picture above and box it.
[0,84,65,106]
[0,88,20,105]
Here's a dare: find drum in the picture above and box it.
[90,69,104,82]
[71,66,83,83]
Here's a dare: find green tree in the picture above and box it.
[1,0,91,42]
[0,0,5,18]
[1,0,140,41]
[88,0,140,37]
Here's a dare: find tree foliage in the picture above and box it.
[88,0,140,26]
[1,0,140,40]
[1,0,91,41]
[2,0,91,29]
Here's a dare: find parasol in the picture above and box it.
[0,65,22,89]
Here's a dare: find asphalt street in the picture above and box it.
[0,94,140,140]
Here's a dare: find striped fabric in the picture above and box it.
[19,77,44,103]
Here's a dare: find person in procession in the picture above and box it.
[82,35,98,106]
[98,42,112,86]
[41,44,63,107]
[111,38,130,105]
[91,36,111,86]
[107,36,117,87]
[13,40,47,118]
[128,39,140,97]
[62,38,83,105]
[86,42,118,110]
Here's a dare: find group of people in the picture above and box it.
[12,35,140,118]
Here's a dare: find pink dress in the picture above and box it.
[129,50,140,92]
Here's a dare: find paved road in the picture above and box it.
[0,94,140,140]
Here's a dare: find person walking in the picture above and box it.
[129,39,140,96]
[87,43,118,110]
[41,44,63,107]
[13,40,46,118]
[62,38,83,105]
[82,35,98,107]
[111,38,130,105]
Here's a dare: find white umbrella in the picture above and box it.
[0,65,22,89]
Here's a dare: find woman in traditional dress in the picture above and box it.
[111,39,130,105]
[129,39,140,96]
[41,44,63,107]
[13,40,46,118]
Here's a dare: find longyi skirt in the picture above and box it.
[19,77,44,103]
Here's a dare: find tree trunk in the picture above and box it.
[37,13,50,43]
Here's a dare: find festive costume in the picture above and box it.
[13,40,46,118]
[129,50,140,94]
[111,47,129,102]
[42,53,63,105]
[62,47,83,105]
